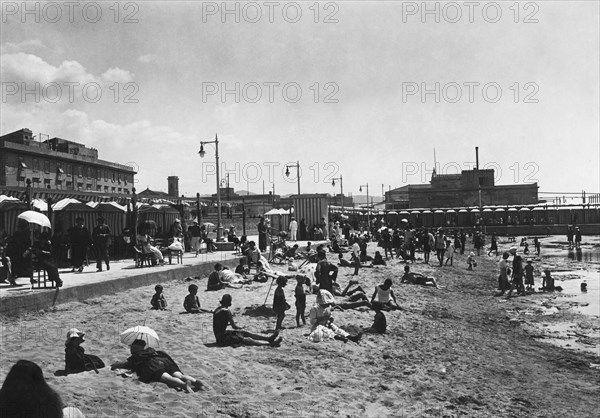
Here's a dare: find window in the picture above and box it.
[86,184,92,191]
[104,170,108,181]
[104,186,109,192]
[66,164,72,176]
[96,168,101,180]
[111,187,116,193]
[33,159,39,172]
[96,185,102,191]
[44,178,51,184]
[78,166,83,178]
[44,160,50,173]
[55,179,62,186]
[124,189,129,194]
[112,171,116,183]
[87,167,92,178]
[118,188,122,193]
[66,181,73,190]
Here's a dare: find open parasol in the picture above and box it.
[17,210,51,228]
[120,325,160,348]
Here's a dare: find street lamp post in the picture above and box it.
[359,183,370,229]
[331,175,344,212]
[285,161,301,196]
[199,133,224,242]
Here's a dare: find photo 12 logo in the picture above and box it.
[1,1,140,24]
[1,81,139,104]
[401,1,540,24]
[202,82,339,104]
[201,1,339,23]
[401,161,540,184]
[402,82,539,103]
[200,161,341,185]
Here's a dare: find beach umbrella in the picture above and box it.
[401,218,408,223]
[18,210,51,228]
[202,222,216,228]
[120,326,160,348]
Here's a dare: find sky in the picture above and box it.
[1,1,598,203]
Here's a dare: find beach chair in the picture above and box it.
[168,249,183,264]
[29,264,57,290]
[133,246,152,268]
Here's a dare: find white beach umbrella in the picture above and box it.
[120,326,160,348]
[18,210,51,228]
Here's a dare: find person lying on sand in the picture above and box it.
[328,280,372,310]
[184,284,212,313]
[213,294,282,347]
[207,263,243,291]
[307,290,362,344]
[111,340,205,393]
[400,265,439,288]
[370,279,401,311]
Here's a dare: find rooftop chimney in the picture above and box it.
[475,147,479,170]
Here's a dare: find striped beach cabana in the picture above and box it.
[0,196,27,236]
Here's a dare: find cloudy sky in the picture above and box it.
[1,1,598,202]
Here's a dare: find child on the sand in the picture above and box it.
[295,275,307,327]
[467,252,476,270]
[372,251,386,266]
[444,240,455,266]
[183,284,211,314]
[64,328,105,374]
[542,269,560,291]
[207,263,227,291]
[273,276,289,330]
[110,339,205,393]
[524,260,535,291]
[151,285,167,310]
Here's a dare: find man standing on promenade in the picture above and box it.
[92,217,111,272]
[258,217,268,252]
[69,217,91,272]
[289,217,298,241]
[189,220,202,257]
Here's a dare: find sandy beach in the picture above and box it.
[1,237,599,418]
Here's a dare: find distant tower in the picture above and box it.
[167,176,179,197]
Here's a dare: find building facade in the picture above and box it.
[1,128,136,199]
[386,168,538,209]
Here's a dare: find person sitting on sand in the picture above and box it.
[111,339,205,392]
[308,290,362,344]
[213,294,282,347]
[372,251,386,266]
[64,328,105,374]
[245,241,261,272]
[542,269,556,291]
[235,258,250,279]
[207,263,228,291]
[284,244,300,259]
[400,265,439,288]
[151,284,167,310]
[184,284,212,313]
[370,279,401,311]
[0,360,85,418]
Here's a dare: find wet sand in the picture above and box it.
[1,237,599,417]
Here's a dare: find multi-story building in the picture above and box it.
[0,128,136,200]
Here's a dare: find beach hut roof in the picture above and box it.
[508,207,518,212]
[434,209,444,213]
[531,206,545,211]
[446,209,456,213]
[422,210,432,214]
[387,211,398,215]
[470,208,480,213]
[494,208,505,212]
[52,198,82,211]
[458,209,468,213]
[264,208,281,215]
[0,195,20,204]
[87,201,127,212]
[482,208,493,212]
[519,207,531,211]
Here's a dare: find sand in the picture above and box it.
[1,238,599,417]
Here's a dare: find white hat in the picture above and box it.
[65,328,85,344]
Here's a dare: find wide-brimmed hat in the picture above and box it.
[65,328,85,344]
